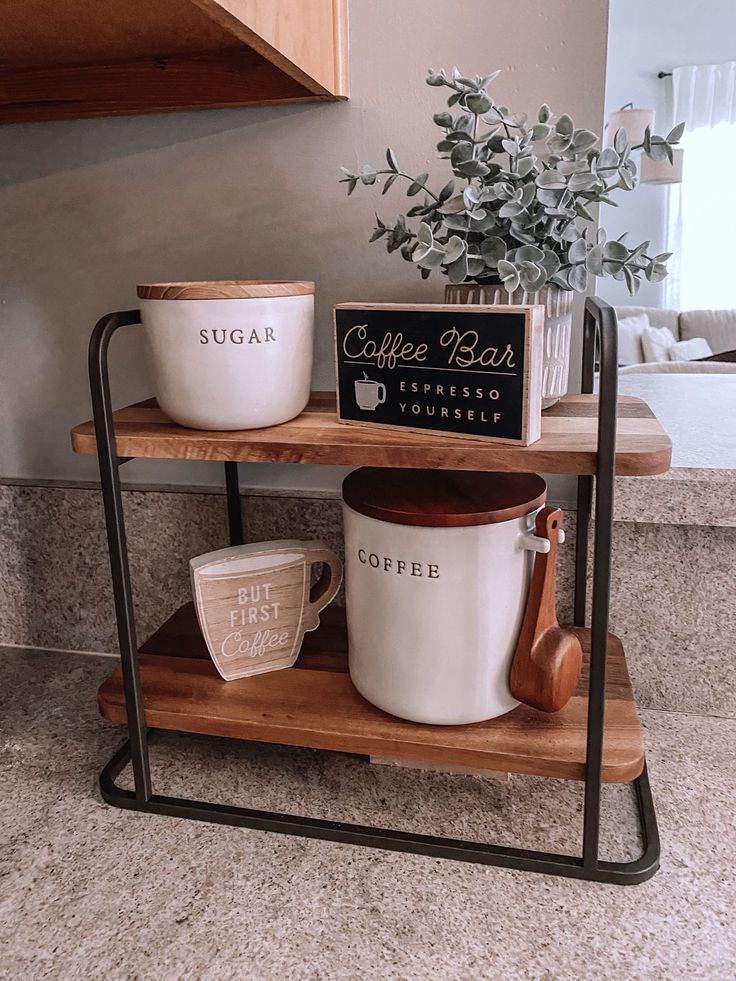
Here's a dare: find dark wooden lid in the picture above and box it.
[137,281,314,300]
[342,468,546,528]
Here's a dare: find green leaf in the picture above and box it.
[443,235,466,265]
[446,252,469,284]
[438,179,456,203]
[382,173,398,195]
[465,92,493,114]
[603,240,629,262]
[426,70,447,87]
[536,169,566,189]
[585,243,605,275]
[450,142,474,166]
[499,201,525,218]
[519,261,547,292]
[515,156,536,178]
[666,121,685,143]
[555,114,574,137]
[463,185,481,208]
[481,236,507,263]
[538,104,552,123]
[481,70,502,87]
[516,244,545,262]
[646,259,669,283]
[598,147,620,170]
[414,223,431,248]
[623,266,641,295]
[433,112,453,129]
[572,129,598,151]
[443,214,469,231]
[530,123,552,141]
[467,256,487,278]
[456,160,491,177]
[568,238,588,263]
[385,148,399,172]
[498,259,520,292]
[467,212,498,232]
[439,194,467,215]
[568,264,588,292]
[574,200,595,221]
[407,172,429,196]
[537,188,564,207]
[567,172,598,192]
[613,127,628,155]
[540,250,561,277]
[369,227,387,242]
[646,141,670,162]
[414,244,445,270]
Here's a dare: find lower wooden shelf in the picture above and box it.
[97,604,645,784]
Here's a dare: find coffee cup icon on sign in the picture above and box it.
[354,374,386,411]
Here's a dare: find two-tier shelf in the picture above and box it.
[71,299,671,884]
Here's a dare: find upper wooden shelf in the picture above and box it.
[0,0,349,124]
[71,391,672,477]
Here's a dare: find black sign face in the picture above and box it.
[334,304,541,444]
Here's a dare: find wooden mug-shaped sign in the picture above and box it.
[191,539,342,681]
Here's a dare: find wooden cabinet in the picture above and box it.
[0,0,349,124]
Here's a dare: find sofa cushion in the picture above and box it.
[679,309,736,355]
[641,325,677,363]
[669,337,713,361]
[619,360,736,374]
[616,313,648,365]
[615,305,680,337]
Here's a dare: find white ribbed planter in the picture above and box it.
[445,283,574,409]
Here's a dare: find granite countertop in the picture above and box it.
[614,375,736,526]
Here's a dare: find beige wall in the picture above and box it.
[0,0,609,490]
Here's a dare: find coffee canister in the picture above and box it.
[342,468,556,725]
[137,280,314,430]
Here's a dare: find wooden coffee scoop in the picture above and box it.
[510,506,582,713]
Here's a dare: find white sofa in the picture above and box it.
[615,306,736,374]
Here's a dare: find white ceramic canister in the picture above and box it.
[137,280,315,430]
[342,468,552,725]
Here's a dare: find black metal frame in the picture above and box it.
[89,298,660,885]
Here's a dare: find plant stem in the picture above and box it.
[378,170,441,203]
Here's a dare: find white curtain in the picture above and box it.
[665,62,736,310]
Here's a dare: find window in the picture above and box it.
[666,62,736,310]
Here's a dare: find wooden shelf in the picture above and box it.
[97,604,645,784]
[71,391,672,477]
[0,0,348,124]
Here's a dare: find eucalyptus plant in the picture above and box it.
[340,68,684,294]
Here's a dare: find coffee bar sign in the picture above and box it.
[334,303,544,445]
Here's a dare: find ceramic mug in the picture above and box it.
[354,377,386,411]
[138,281,315,430]
[191,539,342,681]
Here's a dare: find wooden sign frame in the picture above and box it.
[333,303,544,446]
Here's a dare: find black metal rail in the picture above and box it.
[88,298,660,885]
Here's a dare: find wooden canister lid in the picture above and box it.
[342,469,546,528]
[137,281,314,300]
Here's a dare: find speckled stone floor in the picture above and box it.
[1,648,735,980]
